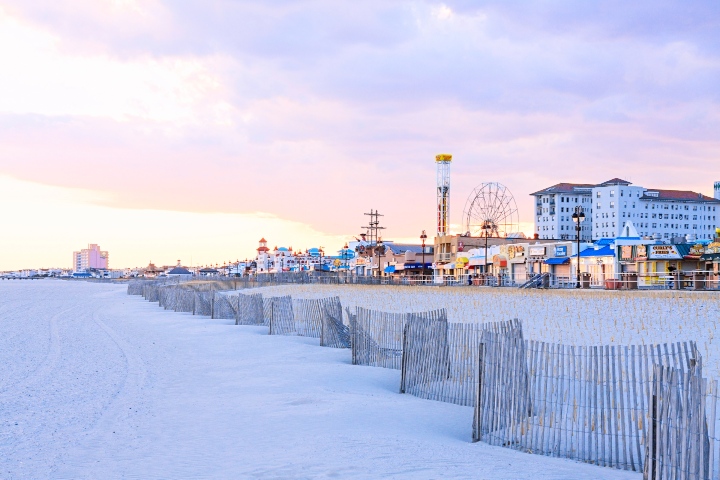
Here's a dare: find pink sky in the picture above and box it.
[1,1,718,269]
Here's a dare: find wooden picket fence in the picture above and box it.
[131,281,720,478]
[645,364,719,480]
[236,293,263,325]
[400,319,523,407]
[193,291,213,316]
[267,296,295,335]
[320,297,349,348]
[350,307,447,369]
[473,337,702,473]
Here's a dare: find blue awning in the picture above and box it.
[544,257,570,265]
[384,265,396,273]
[572,245,615,258]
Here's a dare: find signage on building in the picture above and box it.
[529,246,546,257]
[621,245,633,260]
[458,241,464,252]
[708,242,720,254]
[356,258,366,265]
[554,245,568,257]
[648,245,681,259]
[507,245,525,259]
[636,245,647,260]
[687,244,706,259]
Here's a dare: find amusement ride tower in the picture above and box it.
[436,154,452,237]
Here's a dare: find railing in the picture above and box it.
[437,253,452,262]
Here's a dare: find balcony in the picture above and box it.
[438,253,452,262]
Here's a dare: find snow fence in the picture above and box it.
[350,307,447,369]
[400,318,523,408]
[472,338,704,474]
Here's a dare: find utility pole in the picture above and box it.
[362,209,386,277]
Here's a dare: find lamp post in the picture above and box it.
[319,247,324,272]
[377,238,384,279]
[572,206,586,289]
[420,230,427,280]
[481,221,492,276]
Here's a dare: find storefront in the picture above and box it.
[701,242,720,287]
[572,245,616,287]
[526,245,547,275]
[506,244,527,283]
[636,244,684,287]
[542,244,572,281]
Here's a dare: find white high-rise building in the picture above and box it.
[530,183,595,241]
[532,179,720,241]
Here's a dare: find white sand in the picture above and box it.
[0,281,640,479]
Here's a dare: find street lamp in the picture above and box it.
[481,220,493,276]
[343,242,349,272]
[420,230,427,279]
[572,206,586,289]
[377,238,384,279]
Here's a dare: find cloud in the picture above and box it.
[0,2,719,267]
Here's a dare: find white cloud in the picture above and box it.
[0,8,236,126]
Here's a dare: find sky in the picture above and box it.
[0,1,719,270]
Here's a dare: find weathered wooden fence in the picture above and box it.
[400,319,522,407]
[350,308,447,369]
[213,293,238,320]
[292,298,326,338]
[193,291,213,316]
[645,364,719,480]
[268,296,295,335]
[473,339,702,473]
[236,293,264,325]
[320,297,349,348]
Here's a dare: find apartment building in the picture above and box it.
[533,179,720,241]
[72,244,109,271]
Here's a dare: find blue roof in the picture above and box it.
[278,247,289,252]
[595,238,615,246]
[573,245,615,258]
[544,257,570,265]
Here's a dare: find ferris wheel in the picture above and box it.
[462,182,520,237]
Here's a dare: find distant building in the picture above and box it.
[167,260,193,279]
[532,179,720,241]
[72,244,109,271]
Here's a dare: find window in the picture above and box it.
[610,201,615,208]
[610,190,615,197]
[597,202,602,209]
[597,192,601,198]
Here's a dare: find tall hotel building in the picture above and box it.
[532,179,720,241]
[72,244,109,271]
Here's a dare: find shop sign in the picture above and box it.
[356,258,366,265]
[649,245,681,259]
[688,244,706,258]
[621,245,633,260]
[529,246,546,257]
[555,245,568,257]
[708,242,720,254]
[636,245,647,260]
[507,245,525,259]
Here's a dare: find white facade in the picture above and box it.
[532,184,594,241]
[534,179,720,241]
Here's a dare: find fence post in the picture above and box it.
[473,342,485,443]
